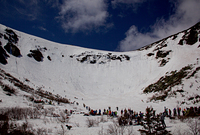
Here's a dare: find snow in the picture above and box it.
[0,24,200,134]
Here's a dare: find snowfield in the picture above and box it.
[0,23,200,134]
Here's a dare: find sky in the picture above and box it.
[0,0,200,52]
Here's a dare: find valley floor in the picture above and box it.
[0,89,199,135]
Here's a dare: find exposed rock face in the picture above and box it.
[47,56,51,61]
[5,28,19,44]
[178,22,200,45]
[0,46,9,64]
[1,28,46,63]
[70,51,130,64]
[143,64,200,104]
[27,49,44,62]
[4,42,21,57]
[0,28,21,64]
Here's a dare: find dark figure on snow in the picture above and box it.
[160,113,166,128]
[137,115,141,125]
[99,109,101,115]
[139,111,143,119]
[177,107,181,116]
[173,108,177,116]
[153,110,156,118]
[129,120,133,125]
[164,107,168,116]
[182,110,185,116]
[66,125,72,130]
[169,109,171,117]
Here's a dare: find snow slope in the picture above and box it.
[0,23,200,112]
[0,23,200,135]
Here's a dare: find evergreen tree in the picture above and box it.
[139,107,171,135]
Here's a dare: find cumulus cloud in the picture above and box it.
[118,26,157,51]
[57,0,110,33]
[118,0,200,51]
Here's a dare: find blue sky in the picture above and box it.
[0,0,200,51]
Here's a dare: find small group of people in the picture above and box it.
[80,104,200,128]
[88,107,118,117]
[118,108,145,126]
[102,107,118,117]
[164,106,200,118]
[89,109,102,115]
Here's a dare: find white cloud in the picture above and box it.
[118,26,157,51]
[58,0,110,33]
[118,0,200,51]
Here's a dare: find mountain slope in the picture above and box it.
[0,22,200,112]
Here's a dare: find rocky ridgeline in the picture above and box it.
[178,22,200,45]
[0,28,47,64]
[0,28,21,64]
[146,41,172,67]
[140,22,200,67]
[140,22,200,52]
[70,51,130,64]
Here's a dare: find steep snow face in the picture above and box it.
[0,23,200,112]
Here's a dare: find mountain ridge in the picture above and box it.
[0,22,200,112]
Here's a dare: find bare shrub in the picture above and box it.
[43,108,49,118]
[34,103,44,110]
[18,121,33,133]
[8,121,34,135]
[107,123,120,135]
[0,107,31,120]
[42,107,55,118]
[23,108,32,120]
[57,111,69,123]
[48,107,55,116]
[105,120,134,135]
[107,122,126,135]
[7,107,25,120]
[98,126,104,135]
[86,118,95,127]
[1,84,17,95]
[0,114,9,135]
[30,108,42,119]
[86,118,99,127]
[56,125,68,135]
[0,107,43,121]
[99,115,108,123]
[186,118,200,135]
[36,127,48,135]
[172,125,187,135]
